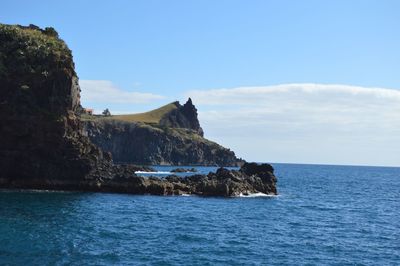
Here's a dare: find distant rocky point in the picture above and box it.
[0,23,277,196]
[82,98,242,166]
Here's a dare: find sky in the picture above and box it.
[2,0,400,166]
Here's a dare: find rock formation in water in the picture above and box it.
[0,23,276,196]
[65,162,277,196]
[161,162,277,196]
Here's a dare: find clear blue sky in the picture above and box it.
[2,0,400,166]
[2,0,399,93]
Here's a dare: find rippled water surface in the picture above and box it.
[1,164,399,265]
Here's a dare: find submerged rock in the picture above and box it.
[170,168,197,173]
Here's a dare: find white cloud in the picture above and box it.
[79,80,165,104]
[187,83,400,105]
[186,84,400,166]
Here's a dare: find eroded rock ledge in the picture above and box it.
[0,163,277,196]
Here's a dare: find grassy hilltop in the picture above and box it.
[82,102,179,124]
[112,102,178,123]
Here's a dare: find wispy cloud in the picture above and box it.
[80,80,165,104]
[186,84,400,166]
[187,83,400,105]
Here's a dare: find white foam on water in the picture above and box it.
[238,192,277,198]
[135,171,171,174]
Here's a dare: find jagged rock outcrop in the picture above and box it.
[141,162,277,196]
[159,98,204,136]
[83,118,242,166]
[0,23,276,196]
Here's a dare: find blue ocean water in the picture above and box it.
[0,163,399,265]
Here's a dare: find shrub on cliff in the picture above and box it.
[102,108,111,116]
[0,23,76,115]
[0,24,73,82]
[43,27,59,38]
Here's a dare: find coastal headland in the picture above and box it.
[0,24,277,196]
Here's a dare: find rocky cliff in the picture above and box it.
[0,23,136,188]
[0,23,276,196]
[83,100,241,166]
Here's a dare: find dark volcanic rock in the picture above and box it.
[0,24,107,185]
[165,163,277,196]
[83,119,243,166]
[171,168,197,173]
[0,23,277,196]
[241,162,274,176]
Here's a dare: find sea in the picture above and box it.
[0,163,399,265]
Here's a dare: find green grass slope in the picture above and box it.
[112,102,178,123]
[82,102,179,124]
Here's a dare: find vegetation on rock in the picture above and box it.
[0,24,77,117]
[111,102,178,124]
